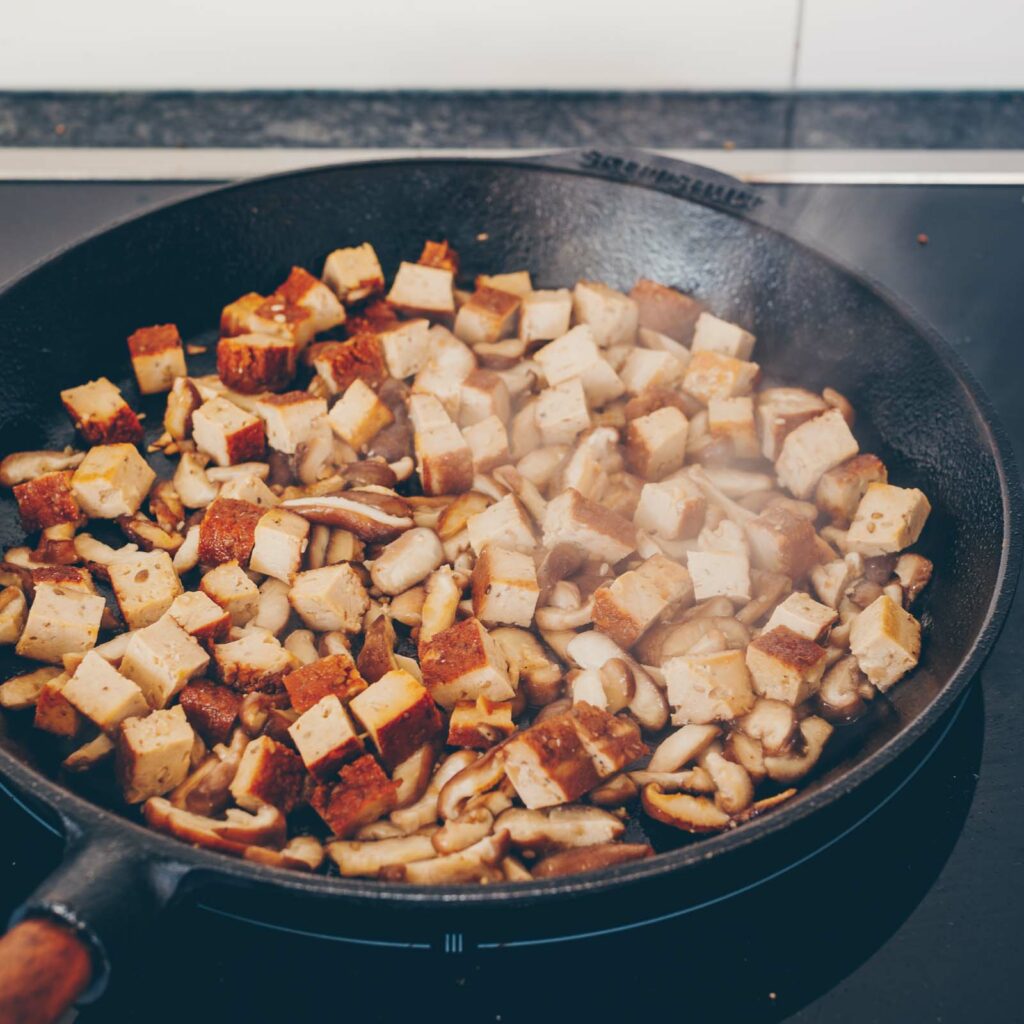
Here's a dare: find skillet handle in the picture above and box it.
[526,147,768,218]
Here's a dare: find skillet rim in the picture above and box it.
[0,154,1019,908]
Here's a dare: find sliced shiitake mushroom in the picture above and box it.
[281,490,413,542]
[641,784,732,833]
[763,716,834,783]
[532,842,653,878]
[495,805,625,852]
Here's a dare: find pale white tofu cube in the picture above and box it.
[118,616,210,708]
[109,551,183,630]
[116,705,194,803]
[466,494,537,555]
[459,370,510,427]
[453,286,520,345]
[775,409,859,500]
[71,443,156,519]
[62,651,150,731]
[572,281,639,347]
[289,564,369,632]
[328,378,394,449]
[687,549,751,602]
[690,311,756,360]
[542,488,636,565]
[844,483,931,557]
[810,556,859,609]
[249,508,310,584]
[200,561,260,626]
[471,545,539,627]
[213,628,296,692]
[378,319,431,379]
[349,669,441,768]
[167,590,230,644]
[764,591,838,643]
[16,583,105,664]
[255,392,328,454]
[619,348,683,395]
[535,378,591,446]
[520,289,573,344]
[633,475,706,540]
[625,406,688,480]
[746,625,828,705]
[419,617,517,708]
[756,387,829,461]
[682,351,759,404]
[218,474,279,508]
[477,271,532,296]
[462,415,511,473]
[708,396,760,460]
[408,393,475,496]
[637,327,692,368]
[386,261,455,317]
[192,396,265,467]
[664,649,755,725]
[533,326,624,407]
[321,243,385,303]
[289,694,364,778]
[849,594,921,692]
[593,554,693,649]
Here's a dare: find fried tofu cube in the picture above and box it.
[462,415,511,473]
[746,625,828,705]
[178,680,241,745]
[419,239,459,273]
[630,278,703,343]
[230,734,305,812]
[476,271,532,296]
[844,483,931,557]
[218,474,278,508]
[745,506,818,580]
[349,669,442,769]
[543,488,636,566]
[62,650,150,731]
[682,350,759,404]
[775,408,859,500]
[459,369,510,427]
[216,333,297,394]
[289,694,365,778]
[454,286,521,345]
[849,594,921,692]
[569,701,647,776]
[619,348,684,396]
[664,649,755,725]
[687,549,751,602]
[167,591,231,645]
[116,705,194,803]
[764,591,838,643]
[471,545,539,627]
[71,443,156,519]
[625,406,689,481]
[192,397,266,467]
[408,394,475,496]
[127,324,187,395]
[0,586,27,645]
[220,292,314,347]
[466,494,537,555]
[419,617,517,708]
[119,616,210,708]
[289,564,369,632]
[255,392,328,454]
[31,566,94,595]
[213,628,297,693]
[322,243,385,303]
[378,318,431,379]
[197,497,264,567]
[572,280,639,348]
[310,334,388,396]
[109,550,182,630]
[520,289,572,344]
[593,553,693,649]
[810,555,860,609]
[200,561,260,626]
[502,713,601,809]
[708,396,760,460]
[328,378,394,449]
[386,261,455,318]
[284,652,368,713]
[310,754,397,838]
[16,583,105,664]
[14,471,81,533]
[533,326,624,407]
[33,674,81,737]
[249,508,310,584]
[447,697,515,750]
[756,387,829,461]
[60,377,144,445]
[690,312,756,360]
[276,265,347,335]
[637,327,692,367]
[535,379,591,446]
[816,453,888,528]
[633,475,706,540]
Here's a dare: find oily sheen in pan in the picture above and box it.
[0,239,932,884]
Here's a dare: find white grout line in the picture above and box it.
[0,148,1023,184]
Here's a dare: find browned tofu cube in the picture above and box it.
[17,583,105,664]
[465,494,537,556]
[349,669,442,769]
[127,324,187,395]
[198,497,265,566]
[71,443,155,519]
[119,616,210,709]
[419,617,517,709]
[691,312,756,360]
[386,262,456,320]
[844,483,931,557]
[756,387,829,461]
[764,591,838,643]
[815,454,889,526]
[220,291,315,348]
[708,396,760,460]
[447,697,515,750]
[34,674,82,737]
[569,701,647,776]
[310,334,388,396]
[213,629,297,693]
[542,488,637,566]
[309,754,397,837]
[178,679,241,745]
[116,705,195,804]
[284,652,368,714]
[775,409,859,500]
[276,265,347,335]
[200,560,260,626]
[60,377,144,445]
[192,397,266,466]
[745,625,828,705]
[14,471,81,533]
[216,333,297,394]
[454,286,521,345]
[168,591,232,645]
[625,406,689,480]
[682,351,759,405]
[629,278,704,343]
[408,394,475,496]
[321,243,385,304]
[419,240,460,274]
[593,553,693,649]
[62,651,150,732]
[745,506,818,580]
[288,695,364,778]
[230,734,306,812]
[289,564,369,633]
[502,713,601,809]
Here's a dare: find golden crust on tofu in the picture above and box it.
[745,626,827,705]
[349,669,443,769]
[630,278,703,343]
[745,506,818,580]
[328,378,394,450]
[61,377,144,445]
[231,734,306,812]
[775,408,859,500]
[283,652,368,714]
[447,697,515,750]
[192,396,266,466]
[255,391,327,455]
[322,243,385,304]
[310,754,397,838]
[33,674,81,737]
[682,350,759,404]
[14,471,81,532]
[289,694,365,779]
[542,488,636,566]
[471,545,539,628]
[127,324,187,395]
[502,713,601,810]
[593,554,693,649]
[288,564,369,633]
[454,286,521,346]
[71,443,156,519]
[419,616,517,709]
[310,334,388,396]
[213,629,297,694]
[198,497,264,566]
[568,702,647,776]
[815,454,888,526]
[216,333,298,394]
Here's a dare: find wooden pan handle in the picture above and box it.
[0,917,92,1024]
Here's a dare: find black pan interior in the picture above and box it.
[0,159,1012,891]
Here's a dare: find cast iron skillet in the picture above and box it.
[0,150,1018,1021]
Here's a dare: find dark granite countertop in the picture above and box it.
[1,91,1022,149]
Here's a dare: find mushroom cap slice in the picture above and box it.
[641,784,731,833]
[532,842,654,878]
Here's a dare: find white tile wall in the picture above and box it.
[797,0,1024,89]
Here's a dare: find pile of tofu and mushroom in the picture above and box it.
[0,239,935,883]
